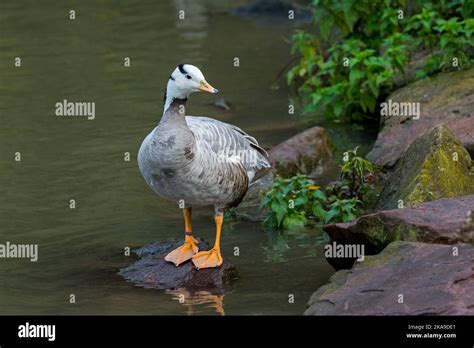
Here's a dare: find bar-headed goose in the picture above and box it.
[138,64,271,269]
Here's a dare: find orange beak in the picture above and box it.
[198,80,219,94]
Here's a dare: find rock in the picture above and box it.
[393,50,431,87]
[235,126,333,221]
[118,239,238,291]
[460,211,474,243]
[367,68,474,167]
[213,98,231,111]
[324,195,474,264]
[376,125,474,211]
[305,241,474,315]
[232,0,312,20]
[268,126,333,178]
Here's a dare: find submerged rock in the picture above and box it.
[269,126,333,178]
[232,0,312,20]
[213,98,231,111]
[367,68,474,167]
[305,241,474,315]
[324,195,474,261]
[119,239,238,290]
[376,125,474,211]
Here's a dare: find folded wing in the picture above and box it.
[185,116,271,183]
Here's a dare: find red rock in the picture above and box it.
[268,126,333,177]
[367,69,474,167]
[305,242,474,315]
[325,195,474,250]
[323,195,474,269]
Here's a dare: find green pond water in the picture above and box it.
[0,0,375,315]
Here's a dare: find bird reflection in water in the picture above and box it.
[165,288,226,315]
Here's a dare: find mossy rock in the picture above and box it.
[324,195,474,268]
[367,68,474,167]
[376,125,474,211]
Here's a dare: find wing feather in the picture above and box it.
[185,116,271,183]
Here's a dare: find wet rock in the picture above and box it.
[268,126,333,178]
[376,125,474,211]
[232,0,312,20]
[305,241,474,315]
[118,239,238,290]
[213,98,231,111]
[367,68,474,167]
[324,195,474,263]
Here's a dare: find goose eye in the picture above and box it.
[186,75,192,80]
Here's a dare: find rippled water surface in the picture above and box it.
[0,0,375,315]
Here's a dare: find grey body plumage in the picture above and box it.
[138,90,271,211]
[138,64,271,269]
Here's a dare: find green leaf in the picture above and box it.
[259,195,271,208]
[394,54,406,71]
[342,212,356,222]
[324,208,339,224]
[293,196,308,206]
[333,103,344,117]
[367,78,379,98]
[287,67,296,85]
[320,15,333,41]
[343,7,358,32]
[313,189,327,201]
[282,213,307,230]
[271,202,288,226]
[349,69,364,84]
[312,204,328,222]
[415,69,427,80]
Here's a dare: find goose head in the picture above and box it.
[164,64,218,112]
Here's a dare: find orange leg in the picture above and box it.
[192,214,224,269]
[165,207,199,266]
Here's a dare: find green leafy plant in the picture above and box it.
[287,0,474,123]
[260,174,316,229]
[311,189,363,224]
[326,197,363,223]
[260,148,378,230]
[339,146,379,198]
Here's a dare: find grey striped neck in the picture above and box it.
[160,97,188,125]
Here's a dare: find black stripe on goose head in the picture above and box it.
[178,64,188,75]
